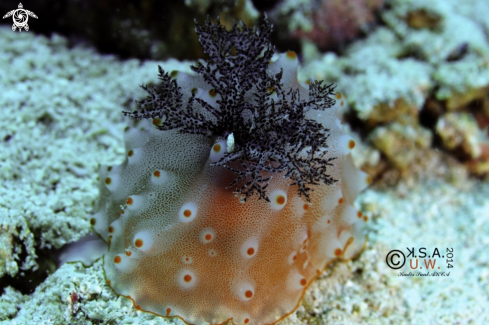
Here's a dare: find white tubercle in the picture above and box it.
[287,251,298,265]
[240,237,259,259]
[199,227,216,244]
[113,254,131,270]
[299,240,308,254]
[179,202,198,223]
[133,230,154,252]
[209,140,227,162]
[178,269,197,289]
[104,174,120,191]
[182,256,193,264]
[126,195,143,211]
[324,237,343,259]
[108,219,122,237]
[235,282,255,301]
[124,249,139,259]
[90,211,108,239]
[336,134,355,155]
[127,147,142,164]
[321,185,343,214]
[106,164,123,174]
[202,88,221,107]
[287,269,307,291]
[269,189,287,210]
[234,313,251,325]
[151,169,168,185]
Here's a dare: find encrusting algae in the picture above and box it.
[91,17,370,325]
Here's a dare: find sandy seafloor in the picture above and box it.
[0,9,489,325]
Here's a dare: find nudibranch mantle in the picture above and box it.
[92,17,370,325]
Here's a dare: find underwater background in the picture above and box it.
[0,0,488,324]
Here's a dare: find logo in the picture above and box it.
[2,3,38,32]
[386,247,454,277]
[385,250,405,269]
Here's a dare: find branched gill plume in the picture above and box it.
[123,16,338,202]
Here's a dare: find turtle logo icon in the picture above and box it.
[2,3,38,32]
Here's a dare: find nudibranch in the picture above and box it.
[91,17,370,325]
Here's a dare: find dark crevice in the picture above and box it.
[0,233,57,295]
